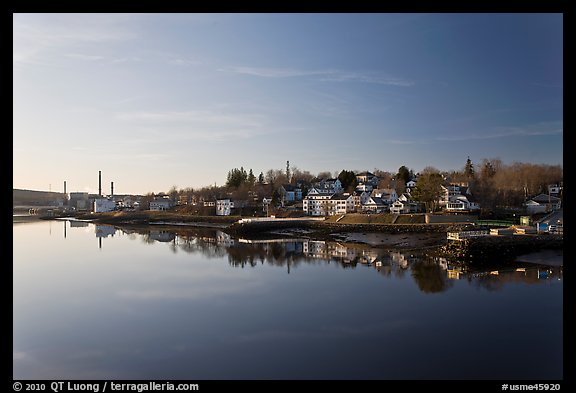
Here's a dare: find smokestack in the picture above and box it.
[64,181,66,195]
[98,171,102,196]
[111,181,114,198]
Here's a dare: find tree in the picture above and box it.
[337,170,357,192]
[315,171,331,180]
[286,161,291,183]
[258,172,265,184]
[271,189,281,207]
[397,166,411,184]
[140,192,155,210]
[168,186,178,204]
[247,169,256,188]
[464,156,475,179]
[226,167,248,188]
[411,167,444,212]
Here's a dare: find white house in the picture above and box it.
[262,196,273,213]
[390,195,421,214]
[355,183,374,193]
[94,198,116,213]
[362,197,386,213]
[356,171,379,186]
[446,195,480,212]
[371,188,398,204]
[390,199,411,214]
[351,191,371,211]
[303,190,333,216]
[312,179,343,194]
[525,194,561,214]
[548,184,562,197]
[150,199,173,211]
[216,199,234,216]
[303,192,354,216]
[329,194,355,215]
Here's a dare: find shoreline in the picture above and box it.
[23,211,563,265]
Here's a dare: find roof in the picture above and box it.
[330,193,352,200]
[281,184,299,192]
[531,193,561,203]
[357,171,375,177]
[366,197,385,206]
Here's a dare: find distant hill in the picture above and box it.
[13,188,66,206]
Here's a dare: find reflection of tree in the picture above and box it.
[411,261,453,293]
[116,225,561,292]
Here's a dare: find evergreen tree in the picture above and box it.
[464,156,475,179]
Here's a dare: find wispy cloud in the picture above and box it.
[167,57,202,66]
[13,14,139,67]
[221,66,414,86]
[64,53,142,64]
[115,109,272,142]
[435,121,563,142]
[65,53,105,61]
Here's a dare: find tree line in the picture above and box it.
[139,158,562,212]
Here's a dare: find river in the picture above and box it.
[13,219,563,380]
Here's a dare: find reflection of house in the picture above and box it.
[69,220,89,228]
[524,194,561,214]
[149,230,175,242]
[95,225,116,238]
[303,240,358,262]
[150,198,173,211]
[216,230,235,246]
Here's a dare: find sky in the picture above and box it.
[13,13,563,195]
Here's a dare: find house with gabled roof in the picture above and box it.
[371,188,398,204]
[524,193,561,214]
[362,196,386,213]
[279,184,303,203]
[446,194,480,212]
[356,171,379,186]
[390,194,421,214]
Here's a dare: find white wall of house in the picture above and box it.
[94,198,116,213]
[216,199,234,216]
[390,200,410,214]
[150,199,173,211]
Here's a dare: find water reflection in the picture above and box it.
[14,220,563,380]
[82,224,562,293]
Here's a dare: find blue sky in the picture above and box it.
[13,13,563,195]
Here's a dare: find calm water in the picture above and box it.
[13,219,563,380]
